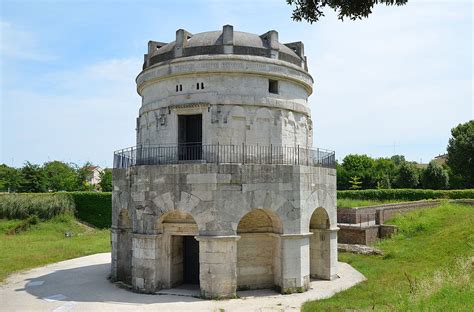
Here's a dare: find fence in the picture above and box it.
[113,144,335,169]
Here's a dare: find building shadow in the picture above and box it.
[20,263,203,304]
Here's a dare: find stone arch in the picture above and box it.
[236,209,282,290]
[309,206,337,280]
[155,210,200,288]
[310,207,330,230]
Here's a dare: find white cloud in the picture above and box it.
[1,58,142,167]
[0,20,54,61]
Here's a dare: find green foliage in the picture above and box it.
[18,162,47,193]
[394,162,420,188]
[287,0,408,23]
[446,120,474,188]
[421,162,449,190]
[0,193,75,220]
[99,169,112,192]
[349,176,362,190]
[0,216,110,281]
[75,162,97,191]
[43,161,79,191]
[337,199,399,208]
[69,192,111,228]
[0,164,23,192]
[338,189,474,201]
[302,203,474,311]
[0,192,111,228]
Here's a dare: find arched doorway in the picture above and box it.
[237,209,282,290]
[157,210,199,288]
[309,207,336,280]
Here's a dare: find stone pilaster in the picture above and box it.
[110,227,132,284]
[310,228,339,280]
[279,233,311,293]
[131,233,162,293]
[195,235,239,299]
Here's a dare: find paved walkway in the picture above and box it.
[0,253,366,311]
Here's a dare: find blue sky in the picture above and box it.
[1,0,472,168]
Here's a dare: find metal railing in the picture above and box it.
[113,143,335,169]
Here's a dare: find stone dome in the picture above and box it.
[144,25,307,70]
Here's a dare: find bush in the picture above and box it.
[69,192,111,229]
[0,193,75,220]
[338,189,474,201]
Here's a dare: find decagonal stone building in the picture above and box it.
[111,25,338,299]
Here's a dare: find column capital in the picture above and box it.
[195,235,240,242]
[280,232,313,239]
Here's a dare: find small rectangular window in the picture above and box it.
[201,82,204,89]
[196,83,200,90]
[176,85,179,92]
[269,80,278,94]
[179,84,182,91]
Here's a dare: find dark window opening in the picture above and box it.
[269,80,278,94]
[176,85,179,92]
[201,82,204,89]
[179,84,183,92]
[196,83,200,90]
[178,114,202,161]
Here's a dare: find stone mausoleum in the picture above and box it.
[111,25,338,299]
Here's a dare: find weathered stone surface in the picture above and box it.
[111,26,337,299]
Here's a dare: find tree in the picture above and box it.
[421,162,449,190]
[18,162,46,193]
[0,164,23,192]
[349,176,362,190]
[99,169,112,192]
[43,161,79,192]
[340,154,376,189]
[286,0,408,23]
[394,162,419,189]
[446,120,474,188]
[76,162,96,191]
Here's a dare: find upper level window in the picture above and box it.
[196,82,205,90]
[176,84,183,92]
[269,80,278,94]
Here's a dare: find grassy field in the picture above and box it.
[0,215,110,282]
[337,198,400,208]
[302,202,474,311]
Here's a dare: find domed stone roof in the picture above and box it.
[144,25,307,70]
[155,31,299,58]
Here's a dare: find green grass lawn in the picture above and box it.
[0,215,110,282]
[303,202,474,311]
[337,198,401,208]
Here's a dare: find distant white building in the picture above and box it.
[84,166,103,186]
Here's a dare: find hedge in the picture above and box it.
[0,192,112,229]
[0,193,75,220]
[69,192,111,229]
[337,189,474,201]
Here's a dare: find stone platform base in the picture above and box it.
[1,253,365,312]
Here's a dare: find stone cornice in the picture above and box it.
[136,55,314,95]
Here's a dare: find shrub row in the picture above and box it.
[0,192,112,228]
[0,193,75,220]
[337,189,474,201]
[68,192,111,229]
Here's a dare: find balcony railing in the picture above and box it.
[113,144,336,169]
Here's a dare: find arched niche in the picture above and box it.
[236,209,282,290]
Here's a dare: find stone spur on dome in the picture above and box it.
[111,25,338,299]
